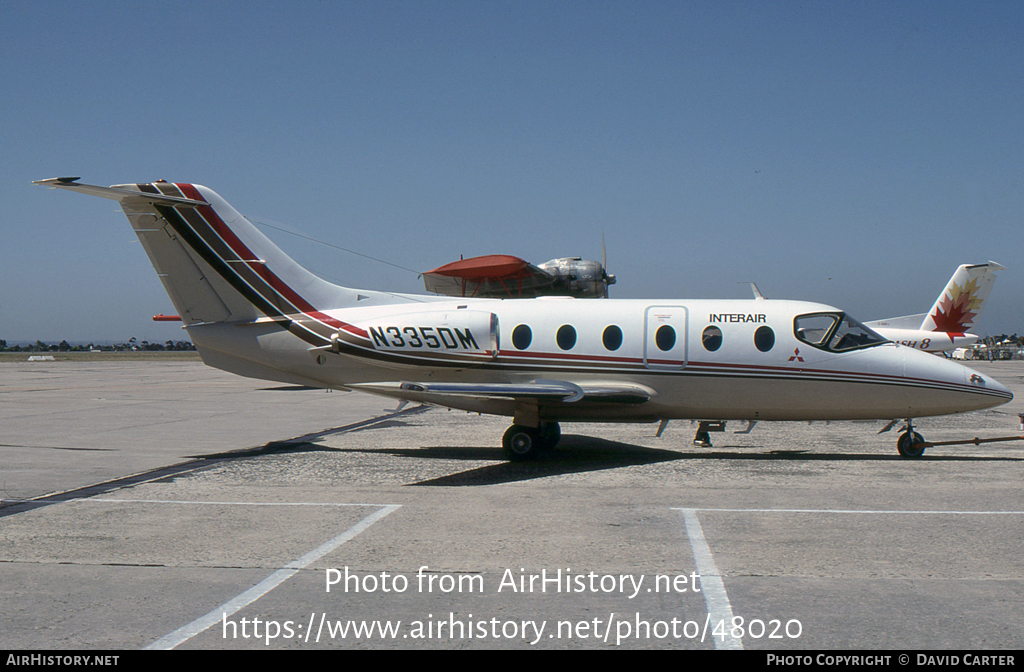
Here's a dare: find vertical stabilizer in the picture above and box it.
[920,262,1004,333]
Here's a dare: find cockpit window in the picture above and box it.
[829,315,887,351]
[794,314,838,347]
[794,313,888,352]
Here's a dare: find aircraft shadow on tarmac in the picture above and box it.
[259,385,321,391]
[230,434,1023,487]
[410,436,682,486]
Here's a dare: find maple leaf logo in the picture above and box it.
[931,277,981,332]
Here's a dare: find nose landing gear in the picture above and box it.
[896,419,926,459]
[897,430,926,458]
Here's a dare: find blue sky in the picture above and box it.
[3,1,1023,342]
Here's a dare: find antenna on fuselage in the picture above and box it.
[745,282,766,300]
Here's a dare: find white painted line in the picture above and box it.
[675,507,1024,515]
[678,508,742,651]
[77,498,391,507]
[144,504,401,650]
[673,505,1024,650]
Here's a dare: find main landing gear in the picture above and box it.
[693,420,727,448]
[502,422,561,461]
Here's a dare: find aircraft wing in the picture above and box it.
[422,255,556,298]
[350,380,652,406]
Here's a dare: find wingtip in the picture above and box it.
[32,176,81,186]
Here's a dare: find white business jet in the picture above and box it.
[35,178,1013,460]
[866,262,1004,353]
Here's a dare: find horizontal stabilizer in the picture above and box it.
[864,313,927,331]
[33,178,208,207]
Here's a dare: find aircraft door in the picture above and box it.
[489,312,500,359]
[644,306,688,369]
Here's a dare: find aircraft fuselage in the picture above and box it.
[187,297,1009,423]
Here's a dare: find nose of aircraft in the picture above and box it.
[902,346,1013,414]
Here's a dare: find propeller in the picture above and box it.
[601,232,616,298]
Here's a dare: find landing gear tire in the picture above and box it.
[503,425,541,461]
[897,431,926,459]
[537,422,561,451]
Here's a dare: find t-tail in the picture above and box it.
[34,178,409,326]
[35,178,430,385]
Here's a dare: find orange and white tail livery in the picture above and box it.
[866,262,1004,352]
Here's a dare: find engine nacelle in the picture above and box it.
[537,257,617,298]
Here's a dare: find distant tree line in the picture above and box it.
[0,337,196,352]
[983,334,1020,346]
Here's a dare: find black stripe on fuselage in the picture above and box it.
[150,201,327,348]
[151,184,301,315]
[160,185,354,347]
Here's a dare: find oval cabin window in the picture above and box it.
[655,325,676,351]
[556,325,577,350]
[702,326,723,352]
[754,326,775,352]
[511,324,532,350]
[603,325,623,351]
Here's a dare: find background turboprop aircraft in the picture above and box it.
[422,244,615,299]
[864,262,1004,353]
[35,178,1013,462]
